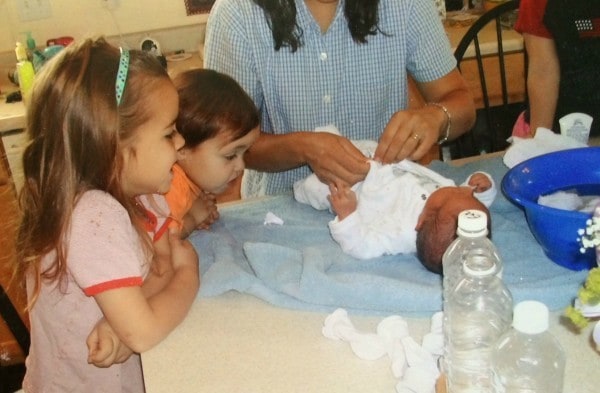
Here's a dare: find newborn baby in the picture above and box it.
[294,153,496,274]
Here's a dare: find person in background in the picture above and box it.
[14,37,199,392]
[512,0,600,137]
[203,0,476,197]
[165,69,260,238]
[294,140,495,273]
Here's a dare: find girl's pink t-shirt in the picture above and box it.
[23,190,159,393]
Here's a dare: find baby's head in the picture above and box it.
[173,69,260,194]
[415,186,491,274]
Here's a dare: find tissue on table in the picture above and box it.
[503,127,587,168]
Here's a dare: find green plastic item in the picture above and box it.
[24,31,36,51]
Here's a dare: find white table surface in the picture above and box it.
[142,291,599,393]
[142,149,600,393]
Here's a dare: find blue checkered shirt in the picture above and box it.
[204,0,456,195]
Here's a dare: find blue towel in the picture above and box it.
[189,156,588,317]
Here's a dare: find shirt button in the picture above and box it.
[320,52,328,61]
[322,95,331,104]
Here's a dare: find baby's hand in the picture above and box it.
[87,318,133,368]
[327,182,358,220]
[189,192,219,230]
[468,172,492,193]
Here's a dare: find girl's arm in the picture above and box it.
[94,229,199,353]
[87,230,182,367]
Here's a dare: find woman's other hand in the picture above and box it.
[304,132,370,188]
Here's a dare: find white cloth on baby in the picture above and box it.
[294,159,496,260]
[503,127,587,168]
[322,308,442,393]
[328,160,455,259]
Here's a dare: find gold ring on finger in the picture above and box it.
[411,133,421,142]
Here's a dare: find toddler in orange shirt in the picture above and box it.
[166,69,260,238]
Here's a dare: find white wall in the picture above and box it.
[0,0,208,54]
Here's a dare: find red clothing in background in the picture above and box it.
[514,0,552,38]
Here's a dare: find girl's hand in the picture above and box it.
[168,228,199,272]
[327,182,358,220]
[87,318,133,368]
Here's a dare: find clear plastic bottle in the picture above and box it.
[491,301,565,393]
[443,209,503,297]
[441,209,503,374]
[445,255,513,393]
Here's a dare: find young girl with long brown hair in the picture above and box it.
[14,37,199,392]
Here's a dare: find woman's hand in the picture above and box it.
[375,69,476,163]
[375,105,446,164]
[304,132,370,188]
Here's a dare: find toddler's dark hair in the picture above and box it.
[173,69,259,148]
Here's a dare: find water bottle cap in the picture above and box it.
[513,300,549,334]
[456,210,488,237]
[462,254,496,277]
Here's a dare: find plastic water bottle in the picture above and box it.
[442,209,503,298]
[491,301,565,393]
[441,209,503,374]
[445,255,513,393]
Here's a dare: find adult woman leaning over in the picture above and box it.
[204,0,476,197]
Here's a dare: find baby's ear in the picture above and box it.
[177,147,188,160]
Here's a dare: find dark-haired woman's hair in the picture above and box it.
[252,0,382,51]
[15,37,170,305]
[173,69,259,147]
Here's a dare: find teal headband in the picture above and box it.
[115,47,129,106]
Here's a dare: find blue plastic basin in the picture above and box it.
[501,147,600,270]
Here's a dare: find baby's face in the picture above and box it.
[418,186,488,230]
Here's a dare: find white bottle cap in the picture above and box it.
[513,300,549,334]
[457,209,488,237]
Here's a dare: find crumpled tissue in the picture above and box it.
[323,308,442,393]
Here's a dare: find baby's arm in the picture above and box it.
[327,182,358,220]
[93,228,199,354]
